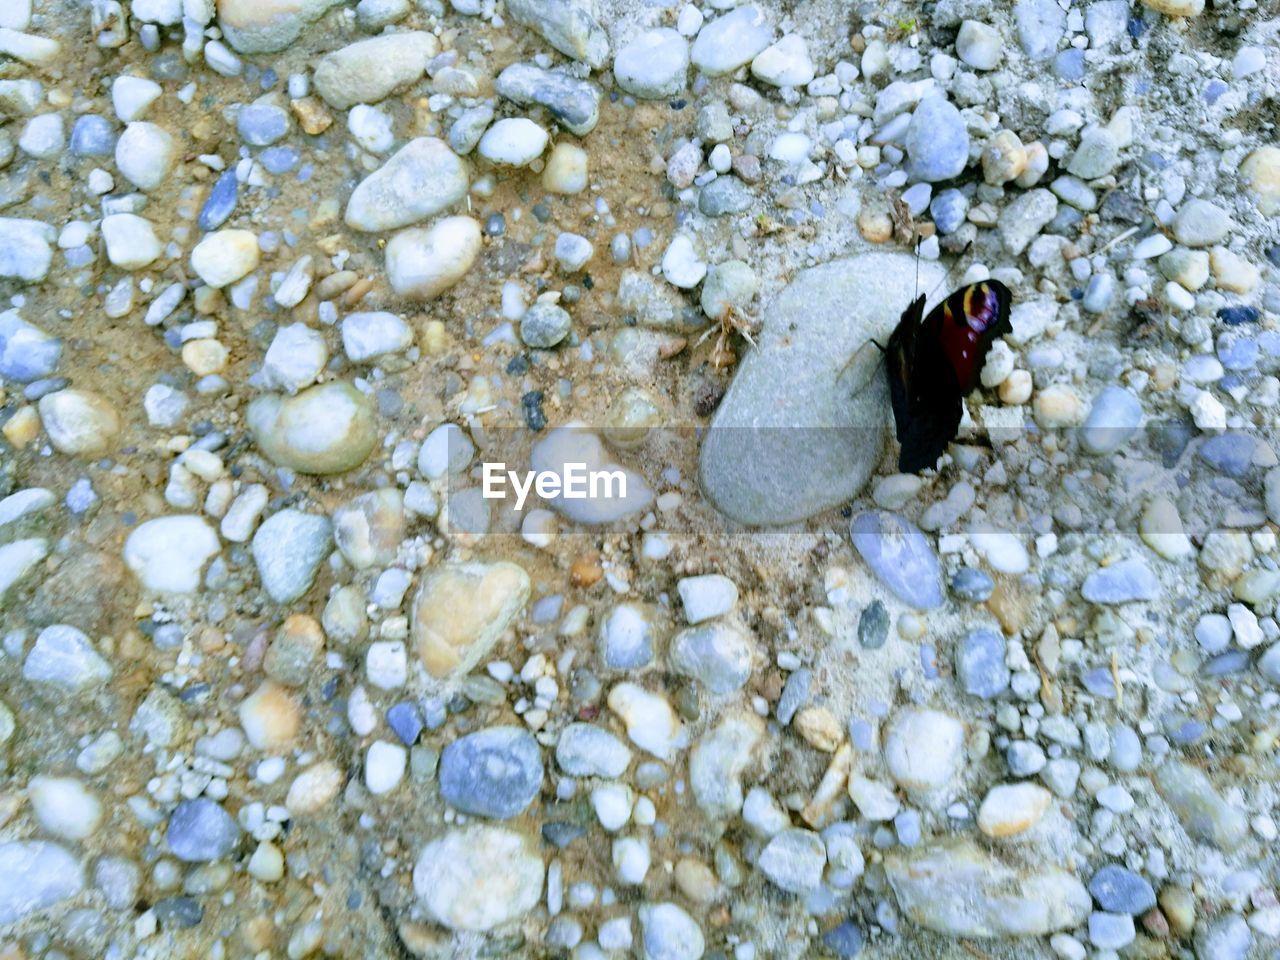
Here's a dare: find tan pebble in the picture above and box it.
[238,681,301,750]
[977,782,1052,837]
[1209,246,1260,294]
[247,842,285,882]
[999,369,1032,405]
[1158,885,1196,937]
[570,552,603,588]
[1033,384,1082,427]
[181,338,230,376]
[3,405,40,447]
[1241,145,1280,215]
[1014,141,1049,188]
[794,706,842,752]
[897,612,925,640]
[982,130,1027,186]
[1142,0,1203,16]
[857,206,893,243]
[290,97,333,135]
[285,761,345,815]
[37,389,121,455]
[422,319,447,354]
[543,142,588,195]
[674,857,721,903]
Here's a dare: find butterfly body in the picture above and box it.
[885,280,1012,473]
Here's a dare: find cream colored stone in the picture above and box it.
[239,681,301,750]
[1209,246,1261,294]
[977,783,1052,838]
[411,561,530,677]
[1241,146,1280,216]
[285,761,345,815]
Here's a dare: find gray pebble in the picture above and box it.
[438,725,543,819]
[166,798,241,862]
[956,628,1010,699]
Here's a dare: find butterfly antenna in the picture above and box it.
[924,238,975,302]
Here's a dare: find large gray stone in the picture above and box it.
[699,254,946,526]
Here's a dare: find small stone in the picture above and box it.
[1081,558,1159,604]
[1153,760,1248,849]
[1240,146,1280,216]
[977,782,1052,837]
[114,121,174,191]
[101,213,162,270]
[247,381,377,474]
[957,628,1010,698]
[905,96,969,182]
[1015,0,1067,60]
[0,308,61,382]
[342,311,412,362]
[494,62,600,136]
[478,117,548,166]
[669,622,753,694]
[956,21,1002,70]
[1000,189,1059,255]
[38,389,120,456]
[313,32,438,109]
[239,681,301,750]
[690,5,772,77]
[638,902,705,960]
[286,762,345,816]
[22,624,111,690]
[848,776,900,822]
[850,511,943,610]
[0,842,84,924]
[261,323,327,393]
[505,0,609,68]
[698,176,753,217]
[520,301,572,349]
[757,828,825,894]
[700,259,758,320]
[556,723,632,778]
[614,29,689,99]
[543,142,588,194]
[236,102,289,146]
[1089,864,1156,915]
[411,562,530,677]
[439,726,543,818]
[1142,0,1203,15]
[661,235,707,289]
[190,229,259,288]
[1067,127,1120,179]
[751,34,814,87]
[251,509,333,603]
[677,573,738,623]
[884,708,964,794]
[344,138,469,232]
[413,826,544,931]
[1090,912,1136,950]
[385,216,482,300]
[1080,386,1142,454]
[886,841,1089,936]
[166,798,241,862]
[608,683,688,761]
[1173,199,1233,247]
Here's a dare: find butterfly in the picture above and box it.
[884,279,1013,473]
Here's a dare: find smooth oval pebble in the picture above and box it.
[438,725,544,819]
[850,511,944,610]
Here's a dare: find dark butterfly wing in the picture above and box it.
[886,295,964,472]
[927,279,1013,392]
[884,280,1012,474]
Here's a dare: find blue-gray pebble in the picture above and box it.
[237,103,290,147]
[956,628,1010,698]
[166,798,241,862]
[1081,558,1158,604]
[438,725,544,819]
[850,511,943,610]
[1089,864,1156,914]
